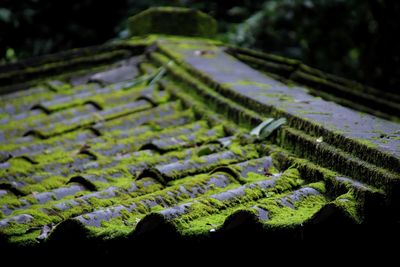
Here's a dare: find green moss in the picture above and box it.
[0,49,132,93]
[222,80,271,89]
[165,166,306,236]
[274,168,303,192]
[1,207,58,238]
[128,7,217,38]
[21,176,66,193]
[175,207,229,236]
[1,31,392,246]
[153,35,221,46]
[46,83,148,111]
[71,170,241,238]
[47,81,71,92]
[245,172,269,183]
[261,194,327,228]
[334,190,362,223]
[228,142,244,157]
[153,37,400,178]
[226,45,301,66]
[148,51,264,130]
[357,139,379,149]
[24,195,38,205]
[306,181,326,193]
[142,66,241,135]
[86,197,115,208]
[1,159,32,177]
[277,126,400,192]
[34,148,75,165]
[190,155,207,164]
[176,178,326,234]
[7,230,41,247]
[93,221,133,240]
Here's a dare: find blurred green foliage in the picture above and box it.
[0,0,399,92]
[226,0,400,93]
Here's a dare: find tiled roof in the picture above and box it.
[1,32,399,253]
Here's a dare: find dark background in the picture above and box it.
[0,0,399,93]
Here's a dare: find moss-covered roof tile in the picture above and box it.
[0,11,399,254]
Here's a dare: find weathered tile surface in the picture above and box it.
[0,35,398,251]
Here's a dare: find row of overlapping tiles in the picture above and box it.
[0,55,351,243]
